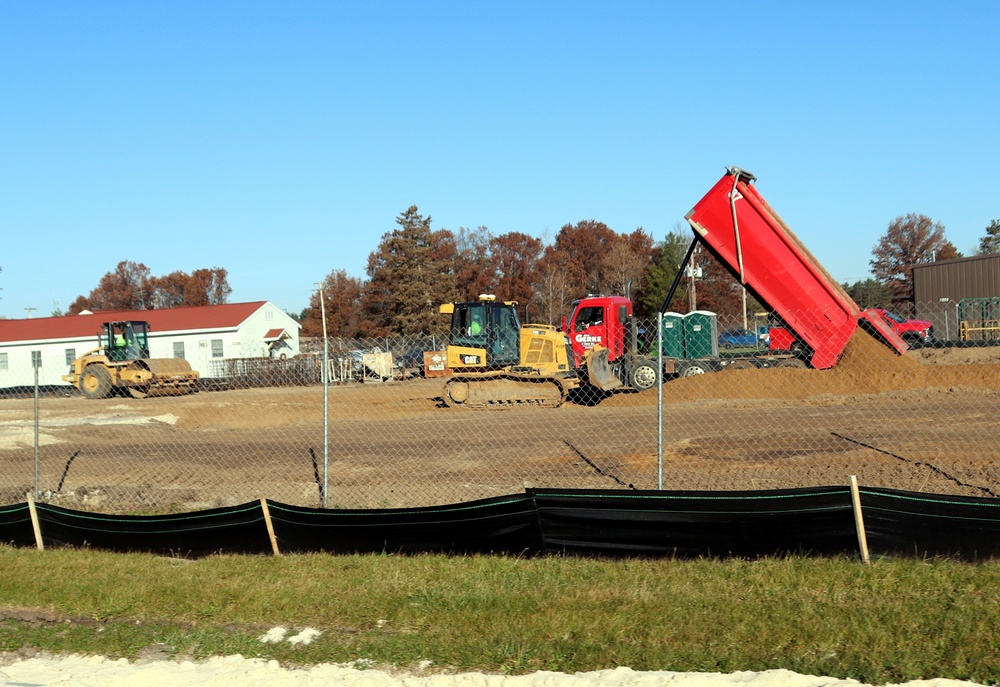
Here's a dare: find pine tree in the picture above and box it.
[977,219,1000,255]
[362,206,456,336]
[639,230,690,316]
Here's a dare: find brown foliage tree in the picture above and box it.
[553,220,618,294]
[148,268,232,308]
[184,268,233,306]
[602,229,654,300]
[451,226,497,301]
[535,257,572,325]
[68,261,232,314]
[870,213,960,301]
[148,271,190,309]
[490,231,543,315]
[68,260,153,313]
[301,269,364,338]
[535,221,654,323]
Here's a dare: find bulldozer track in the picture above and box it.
[442,372,575,409]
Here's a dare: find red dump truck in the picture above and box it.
[562,167,911,382]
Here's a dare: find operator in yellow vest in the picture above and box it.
[111,329,127,361]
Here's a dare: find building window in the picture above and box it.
[65,348,76,365]
[211,339,224,358]
[31,351,42,368]
[173,342,186,359]
[0,353,7,371]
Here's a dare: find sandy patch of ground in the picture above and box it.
[0,655,987,687]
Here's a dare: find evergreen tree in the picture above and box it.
[843,279,892,309]
[640,229,690,316]
[362,206,456,336]
[977,219,1000,255]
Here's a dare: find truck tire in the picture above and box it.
[775,358,807,369]
[677,360,711,377]
[80,365,113,399]
[627,359,659,391]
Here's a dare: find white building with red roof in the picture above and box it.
[0,301,300,389]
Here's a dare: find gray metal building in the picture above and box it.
[912,254,1000,341]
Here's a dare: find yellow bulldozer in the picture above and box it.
[63,320,200,399]
[437,295,622,408]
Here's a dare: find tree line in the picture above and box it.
[299,207,992,338]
[56,210,1000,337]
[64,262,232,315]
[298,206,766,339]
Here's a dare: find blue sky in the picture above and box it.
[2,2,998,319]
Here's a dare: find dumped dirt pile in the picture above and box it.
[606,330,1000,407]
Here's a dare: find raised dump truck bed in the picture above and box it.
[685,167,906,369]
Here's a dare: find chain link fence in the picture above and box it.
[1,303,998,513]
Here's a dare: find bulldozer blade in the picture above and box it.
[585,348,623,391]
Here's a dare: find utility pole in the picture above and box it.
[685,245,701,311]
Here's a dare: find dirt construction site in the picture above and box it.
[1,330,1000,513]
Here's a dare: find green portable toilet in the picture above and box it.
[683,311,718,359]
[659,312,685,358]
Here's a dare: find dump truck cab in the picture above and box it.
[565,295,631,367]
[564,295,660,392]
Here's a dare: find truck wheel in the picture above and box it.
[775,358,807,369]
[79,365,113,399]
[627,359,659,391]
[677,360,711,377]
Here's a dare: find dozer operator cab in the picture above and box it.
[105,321,150,362]
[440,296,521,369]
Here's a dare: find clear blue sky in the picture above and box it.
[2,2,997,319]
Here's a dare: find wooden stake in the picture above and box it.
[26,492,43,551]
[260,498,280,556]
[849,475,870,564]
